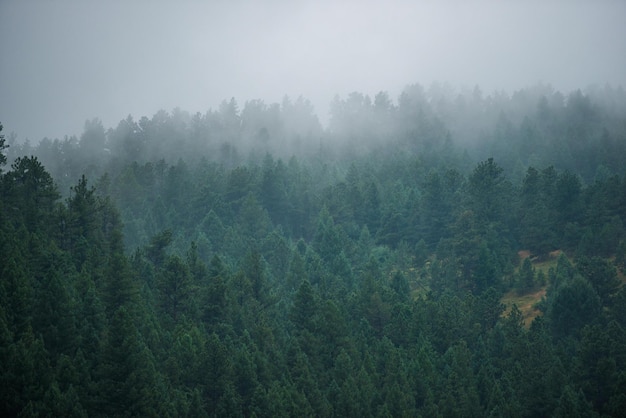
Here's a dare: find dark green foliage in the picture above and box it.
[158,255,197,323]
[574,321,626,415]
[547,274,602,339]
[0,122,8,170]
[518,257,536,292]
[146,229,173,269]
[32,267,78,358]
[442,343,483,416]
[3,156,59,234]
[576,256,621,306]
[203,254,228,326]
[473,242,500,293]
[468,158,508,225]
[97,306,161,417]
[103,228,139,317]
[553,385,596,418]
[3,85,626,416]
[291,280,318,333]
[420,170,457,247]
[519,167,558,256]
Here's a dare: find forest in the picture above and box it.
[2,83,626,417]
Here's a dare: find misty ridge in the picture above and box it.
[6,82,626,193]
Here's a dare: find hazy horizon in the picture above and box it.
[1,0,625,142]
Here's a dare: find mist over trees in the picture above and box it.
[2,83,626,416]
[9,83,626,192]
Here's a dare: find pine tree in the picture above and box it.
[0,122,8,172]
[32,268,78,358]
[158,255,196,323]
[203,333,232,415]
[518,257,535,292]
[4,156,59,234]
[291,279,318,333]
[97,306,162,416]
[553,385,595,418]
[575,256,621,307]
[204,255,227,326]
[547,274,601,339]
[103,228,139,318]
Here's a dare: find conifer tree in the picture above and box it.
[97,306,161,416]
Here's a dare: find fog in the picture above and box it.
[1,0,625,142]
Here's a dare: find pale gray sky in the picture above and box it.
[1,0,625,142]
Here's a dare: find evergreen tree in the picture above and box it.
[3,156,59,234]
[472,241,500,293]
[158,255,196,324]
[553,385,596,418]
[203,255,228,326]
[0,122,8,172]
[291,279,318,333]
[438,341,482,417]
[103,228,139,318]
[203,333,232,415]
[575,256,621,307]
[547,274,602,339]
[518,257,536,292]
[97,306,162,416]
[32,267,78,358]
[65,175,102,270]
[468,158,509,228]
[575,321,626,415]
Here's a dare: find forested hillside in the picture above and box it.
[2,84,626,417]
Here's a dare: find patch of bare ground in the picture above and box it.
[501,288,547,328]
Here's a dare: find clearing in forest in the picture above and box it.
[501,250,562,327]
[501,288,546,328]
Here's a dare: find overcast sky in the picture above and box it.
[1,0,625,142]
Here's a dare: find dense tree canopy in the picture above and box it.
[1,83,626,416]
